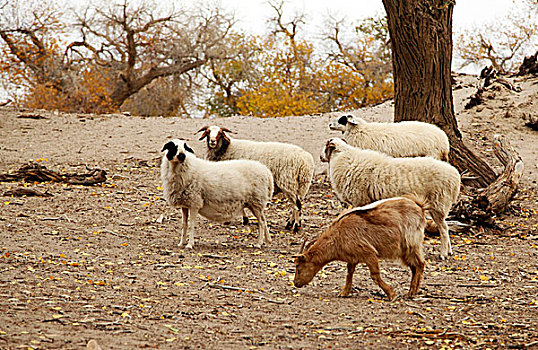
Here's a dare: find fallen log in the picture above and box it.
[0,163,107,186]
[3,187,52,197]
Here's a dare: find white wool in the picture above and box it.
[329,115,450,160]
[161,139,273,248]
[202,127,315,231]
[323,137,460,257]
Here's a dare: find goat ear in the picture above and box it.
[292,254,307,263]
[220,127,234,134]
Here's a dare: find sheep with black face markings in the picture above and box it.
[329,114,450,161]
[161,138,273,249]
[321,137,460,258]
[197,125,314,233]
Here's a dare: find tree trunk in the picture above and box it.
[382,0,497,187]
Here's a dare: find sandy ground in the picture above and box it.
[0,74,537,349]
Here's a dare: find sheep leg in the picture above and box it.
[251,206,270,247]
[178,207,189,248]
[406,260,425,298]
[340,263,357,297]
[363,253,396,301]
[242,209,249,225]
[185,208,198,249]
[284,195,301,233]
[431,211,452,258]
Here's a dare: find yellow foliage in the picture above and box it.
[22,65,115,114]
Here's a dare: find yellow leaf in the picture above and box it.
[52,314,63,319]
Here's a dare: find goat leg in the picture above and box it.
[364,254,396,301]
[406,261,425,298]
[340,263,357,297]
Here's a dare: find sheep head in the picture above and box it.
[320,138,347,162]
[161,139,194,163]
[329,115,365,132]
[197,125,232,150]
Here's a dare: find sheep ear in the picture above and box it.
[183,143,195,154]
[196,126,210,141]
[162,141,178,161]
[346,116,359,125]
[221,130,231,144]
[347,116,364,125]
[220,127,234,134]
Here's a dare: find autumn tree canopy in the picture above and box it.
[0,0,393,117]
[0,0,234,113]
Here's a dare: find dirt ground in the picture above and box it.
[0,74,537,349]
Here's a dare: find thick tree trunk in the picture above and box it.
[382,0,497,187]
[109,60,206,108]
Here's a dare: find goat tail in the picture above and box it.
[402,193,431,217]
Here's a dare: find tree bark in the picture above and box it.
[109,60,206,108]
[382,0,497,187]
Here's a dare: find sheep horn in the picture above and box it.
[195,126,209,134]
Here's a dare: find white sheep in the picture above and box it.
[329,114,450,161]
[320,138,460,258]
[197,125,314,233]
[161,139,274,249]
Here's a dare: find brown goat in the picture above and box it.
[293,196,427,301]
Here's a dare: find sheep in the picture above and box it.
[197,125,314,233]
[160,138,274,249]
[293,196,427,301]
[328,114,450,161]
[320,137,460,258]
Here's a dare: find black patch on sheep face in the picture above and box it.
[183,143,194,154]
[162,141,178,161]
[337,115,349,125]
[177,152,186,162]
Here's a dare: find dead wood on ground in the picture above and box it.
[0,163,107,186]
[3,187,52,197]
[17,113,47,119]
